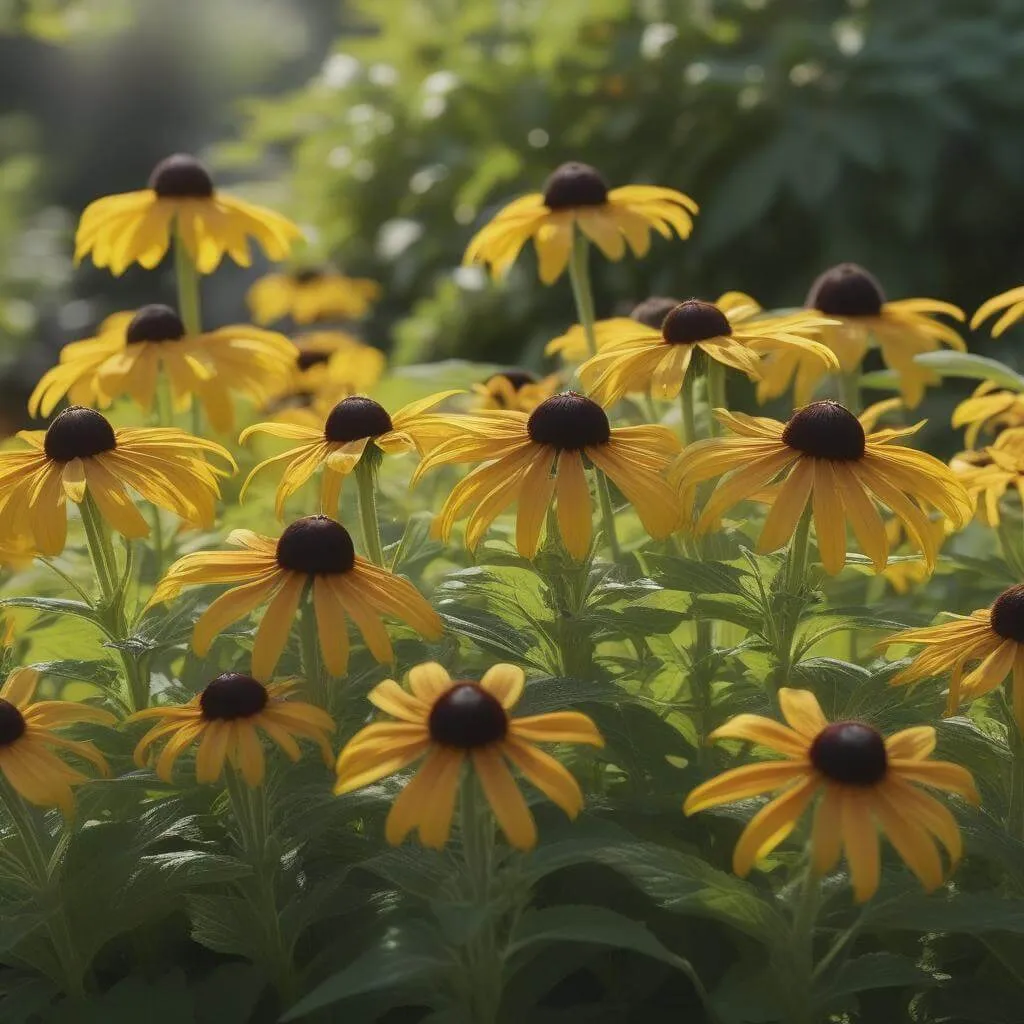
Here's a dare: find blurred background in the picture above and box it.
[2,0,1024,429]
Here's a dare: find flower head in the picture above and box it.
[952,381,1024,449]
[149,516,443,678]
[578,295,838,404]
[685,688,978,901]
[334,661,603,850]
[464,162,698,284]
[472,370,561,413]
[0,407,234,556]
[130,672,334,786]
[545,295,683,363]
[240,390,464,517]
[75,153,302,275]
[0,668,115,815]
[971,284,1024,337]
[30,304,298,432]
[950,429,1024,525]
[412,392,681,560]
[247,266,381,325]
[804,263,966,408]
[671,400,971,574]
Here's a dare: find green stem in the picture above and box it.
[679,373,698,449]
[837,371,861,415]
[299,593,327,710]
[594,469,621,562]
[786,506,813,597]
[79,493,117,606]
[705,359,726,436]
[1004,692,1024,841]
[567,232,598,358]
[173,227,205,437]
[354,453,385,566]
[790,865,822,1024]
[768,507,813,702]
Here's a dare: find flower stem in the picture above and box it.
[354,453,385,566]
[173,227,205,437]
[705,359,726,435]
[786,506,813,597]
[679,369,698,449]
[837,371,861,414]
[768,506,813,701]
[594,469,622,562]
[1003,692,1024,841]
[79,493,118,607]
[567,232,598,358]
[299,592,327,710]
[789,864,821,1024]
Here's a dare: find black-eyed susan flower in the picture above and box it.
[129,672,335,786]
[240,392,463,518]
[149,516,443,679]
[671,400,971,575]
[75,153,302,276]
[880,517,946,595]
[805,263,966,408]
[29,305,297,433]
[247,266,381,325]
[578,297,837,405]
[952,381,1024,449]
[0,406,233,557]
[885,583,1024,725]
[685,687,978,901]
[950,429,1024,526]
[472,370,561,413]
[0,667,115,815]
[412,392,681,560]
[545,295,683,362]
[334,661,603,850]
[464,162,698,284]
[972,284,1024,337]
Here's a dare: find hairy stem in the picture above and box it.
[567,232,598,358]
[354,452,385,566]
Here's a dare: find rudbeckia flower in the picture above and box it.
[972,284,1024,337]
[578,297,838,404]
[880,517,946,595]
[671,400,971,574]
[29,305,297,433]
[472,370,561,413]
[805,263,966,408]
[334,661,603,850]
[464,161,698,284]
[130,672,335,786]
[685,688,978,902]
[0,667,115,815]
[247,266,381,325]
[950,430,1024,525]
[149,515,443,678]
[412,392,681,560]
[75,153,302,276]
[545,295,682,362]
[886,583,1024,725]
[240,391,464,518]
[0,406,234,556]
[952,381,1024,448]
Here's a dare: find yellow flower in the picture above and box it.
[0,667,115,815]
[240,391,464,518]
[885,584,1024,726]
[972,284,1024,337]
[247,266,381,325]
[880,517,946,594]
[149,516,443,679]
[334,661,603,850]
[685,688,978,901]
[578,296,837,405]
[464,162,698,284]
[130,673,335,786]
[75,154,302,276]
[412,393,681,560]
[805,263,966,408]
[29,305,298,433]
[952,381,1024,448]
[472,370,561,413]
[950,430,1024,525]
[0,407,233,556]
[671,400,971,574]
[545,295,683,362]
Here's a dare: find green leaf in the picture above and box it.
[864,892,1024,934]
[914,350,1024,390]
[816,952,935,1006]
[643,553,752,596]
[0,596,105,630]
[139,850,252,889]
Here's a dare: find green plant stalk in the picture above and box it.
[299,593,327,709]
[837,371,861,415]
[785,506,813,597]
[1003,691,1024,841]
[149,374,175,573]
[0,778,84,997]
[769,506,813,701]
[679,374,698,450]
[354,453,386,566]
[566,232,598,358]
[705,359,727,436]
[173,226,205,436]
[594,469,622,562]
[789,864,822,1024]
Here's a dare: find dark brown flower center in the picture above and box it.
[806,263,885,317]
[661,300,732,345]
[44,406,117,462]
[324,396,393,443]
[125,304,186,344]
[428,683,508,748]
[0,698,26,746]
[527,392,611,450]
[148,154,215,199]
[782,401,865,461]
[488,370,537,392]
[199,673,269,721]
[631,296,681,331]
[991,584,1024,643]
[542,162,610,210]
[275,515,356,575]
[810,721,888,785]
[293,266,326,285]
[296,350,332,371]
